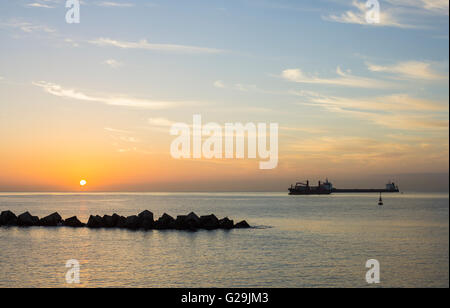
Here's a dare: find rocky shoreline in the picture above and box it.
[0,210,251,231]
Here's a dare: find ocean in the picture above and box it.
[0,192,448,288]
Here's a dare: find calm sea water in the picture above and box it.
[0,192,448,288]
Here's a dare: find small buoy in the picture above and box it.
[378,193,383,206]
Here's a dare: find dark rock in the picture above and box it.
[3,209,251,232]
[87,215,103,228]
[0,210,17,226]
[219,217,234,229]
[171,212,200,230]
[187,212,200,223]
[138,210,154,229]
[181,212,200,229]
[39,212,63,226]
[17,212,39,227]
[115,214,127,228]
[125,215,139,229]
[138,210,154,221]
[64,216,85,228]
[174,215,188,230]
[155,213,175,229]
[234,220,251,228]
[102,215,116,228]
[199,214,220,230]
[110,213,124,228]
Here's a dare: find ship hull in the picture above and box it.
[288,189,332,195]
[332,188,399,193]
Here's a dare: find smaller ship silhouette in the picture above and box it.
[288,179,399,195]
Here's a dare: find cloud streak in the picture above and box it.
[367,60,448,81]
[302,92,447,113]
[295,91,448,130]
[26,3,56,9]
[103,59,123,69]
[89,38,225,54]
[0,20,56,33]
[385,0,449,15]
[32,81,192,109]
[281,66,391,88]
[97,2,135,7]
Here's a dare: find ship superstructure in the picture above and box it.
[288,179,333,195]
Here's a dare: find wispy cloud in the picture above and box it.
[146,117,179,134]
[103,59,123,69]
[104,127,133,134]
[372,113,449,130]
[290,136,409,156]
[213,80,226,88]
[97,1,135,7]
[32,81,189,109]
[104,127,148,154]
[25,0,61,9]
[295,91,448,130]
[213,79,283,94]
[26,2,56,9]
[367,60,448,81]
[301,92,447,113]
[287,135,448,166]
[0,20,56,33]
[64,38,79,47]
[281,66,391,88]
[148,117,177,127]
[385,0,449,15]
[89,38,225,54]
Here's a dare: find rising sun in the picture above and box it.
[80,180,87,187]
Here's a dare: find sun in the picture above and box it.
[80,179,87,187]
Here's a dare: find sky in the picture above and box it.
[0,0,448,192]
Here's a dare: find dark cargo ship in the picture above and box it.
[288,179,399,195]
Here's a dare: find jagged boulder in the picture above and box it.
[115,214,127,228]
[125,215,139,229]
[186,212,200,228]
[0,210,17,226]
[17,212,39,227]
[87,215,104,228]
[155,213,175,229]
[39,212,63,226]
[234,220,251,228]
[64,216,85,228]
[199,214,220,230]
[138,210,154,229]
[110,213,125,228]
[174,215,188,230]
[219,217,234,229]
[172,212,201,230]
[102,215,116,228]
